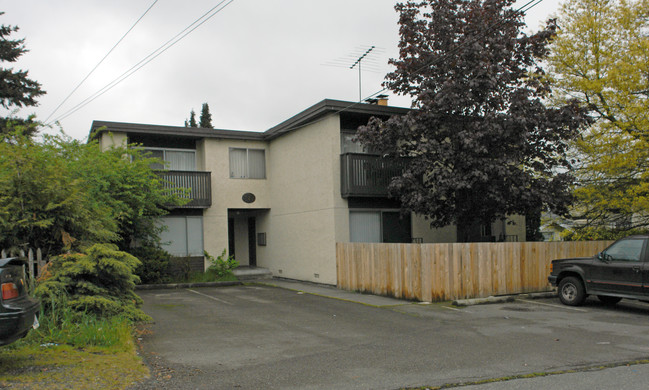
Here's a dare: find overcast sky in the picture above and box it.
[2,0,562,141]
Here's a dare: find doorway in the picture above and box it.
[227,209,267,267]
[248,217,257,267]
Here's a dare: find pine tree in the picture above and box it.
[188,109,197,128]
[199,102,213,128]
[0,14,45,136]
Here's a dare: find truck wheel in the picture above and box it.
[597,295,622,305]
[558,276,586,306]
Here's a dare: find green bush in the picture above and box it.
[35,243,150,322]
[205,249,238,278]
[131,245,171,284]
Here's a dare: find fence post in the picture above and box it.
[37,248,45,277]
[27,248,35,284]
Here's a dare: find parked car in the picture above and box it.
[0,257,40,346]
[548,235,649,306]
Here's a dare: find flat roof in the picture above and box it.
[89,98,410,142]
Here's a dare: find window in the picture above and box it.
[349,210,411,243]
[349,211,381,242]
[602,238,644,262]
[159,216,203,256]
[341,133,365,154]
[142,148,196,171]
[230,148,266,179]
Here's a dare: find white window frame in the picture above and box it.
[141,147,196,171]
[349,208,406,243]
[229,148,266,179]
[159,216,204,257]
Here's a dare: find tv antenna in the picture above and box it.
[323,45,384,101]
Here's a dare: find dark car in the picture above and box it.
[548,235,649,306]
[0,257,40,346]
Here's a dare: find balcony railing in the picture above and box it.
[157,170,212,208]
[340,153,406,198]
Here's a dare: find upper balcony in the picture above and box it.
[340,153,406,198]
[157,170,212,208]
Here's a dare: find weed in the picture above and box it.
[205,249,238,278]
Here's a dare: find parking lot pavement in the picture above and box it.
[461,360,649,389]
[133,283,649,390]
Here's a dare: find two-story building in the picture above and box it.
[91,98,525,285]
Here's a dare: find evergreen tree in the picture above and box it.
[0,14,45,136]
[199,102,213,128]
[188,109,197,127]
[356,0,589,230]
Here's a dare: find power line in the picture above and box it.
[279,0,547,135]
[43,0,159,124]
[48,0,235,125]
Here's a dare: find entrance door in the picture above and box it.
[228,218,235,259]
[248,217,257,267]
[382,211,411,243]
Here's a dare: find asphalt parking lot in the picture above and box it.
[132,281,649,389]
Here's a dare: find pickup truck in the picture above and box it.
[548,235,649,306]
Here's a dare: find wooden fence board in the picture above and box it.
[336,241,613,302]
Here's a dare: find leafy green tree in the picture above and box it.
[61,135,180,251]
[0,123,182,256]
[356,0,589,232]
[0,125,112,256]
[199,102,213,128]
[0,14,45,136]
[547,0,649,238]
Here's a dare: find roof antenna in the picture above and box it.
[322,45,384,102]
[350,46,375,102]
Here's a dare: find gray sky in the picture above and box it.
[2,0,562,141]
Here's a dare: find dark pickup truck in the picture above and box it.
[0,257,40,346]
[548,235,649,306]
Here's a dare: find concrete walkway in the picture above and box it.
[252,278,413,307]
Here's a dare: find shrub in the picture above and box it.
[131,245,171,284]
[205,249,238,279]
[35,243,150,322]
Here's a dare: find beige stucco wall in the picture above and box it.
[492,214,526,241]
[199,138,270,267]
[98,131,128,151]
[262,114,342,285]
[412,215,458,243]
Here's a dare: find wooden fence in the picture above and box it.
[1,247,47,282]
[336,241,613,302]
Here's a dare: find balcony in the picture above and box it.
[157,170,212,208]
[340,153,406,198]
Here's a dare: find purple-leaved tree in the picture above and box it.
[356,0,590,238]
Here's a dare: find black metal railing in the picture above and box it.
[157,170,211,208]
[340,153,406,198]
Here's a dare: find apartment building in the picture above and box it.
[91,98,525,285]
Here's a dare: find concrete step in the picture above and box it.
[233,266,273,280]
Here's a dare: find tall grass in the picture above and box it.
[18,298,134,351]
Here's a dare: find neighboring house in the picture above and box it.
[91,98,525,285]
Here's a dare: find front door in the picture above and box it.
[248,217,257,267]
